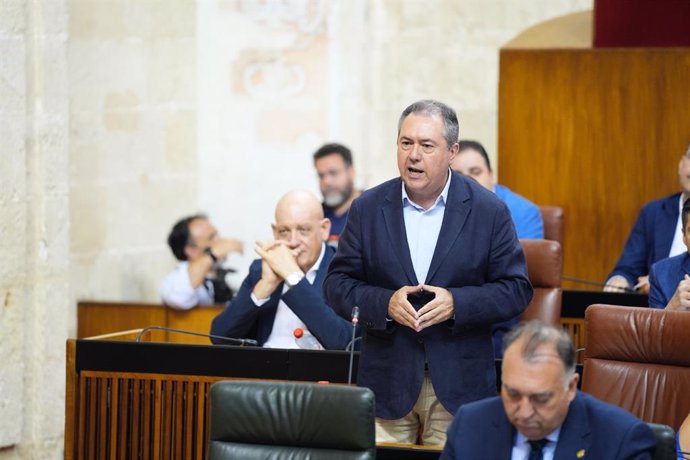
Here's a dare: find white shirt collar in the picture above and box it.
[305,243,326,281]
[515,425,562,449]
[401,168,452,211]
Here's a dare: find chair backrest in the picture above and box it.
[207,380,376,460]
[538,205,564,246]
[519,239,562,325]
[583,304,690,430]
[647,423,677,460]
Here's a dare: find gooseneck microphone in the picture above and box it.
[134,325,258,346]
[348,306,359,385]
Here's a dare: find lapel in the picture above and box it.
[682,251,690,271]
[553,392,591,460]
[425,173,472,283]
[492,407,516,460]
[312,245,335,292]
[656,193,681,258]
[382,179,418,285]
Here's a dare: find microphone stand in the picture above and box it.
[348,307,359,385]
[134,325,258,346]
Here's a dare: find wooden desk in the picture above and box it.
[77,301,224,344]
[66,335,362,459]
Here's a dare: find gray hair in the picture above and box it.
[397,100,459,149]
[503,321,576,387]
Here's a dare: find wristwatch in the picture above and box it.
[204,247,218,263]
[285,271,305,288]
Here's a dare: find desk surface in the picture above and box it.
[562,289,648,318]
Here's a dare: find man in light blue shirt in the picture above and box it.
[451,140,544,240]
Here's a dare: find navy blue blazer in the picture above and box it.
[648,252,690,308]
[609,193,680,286]
[323,172,532,419]
[440,392,655,460]
[210,245,356,350]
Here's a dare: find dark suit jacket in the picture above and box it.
[440,392,655,460]
[648,252,690,308]
[323,173,532,418]
[609,193,680,286]
[210,245,355,350]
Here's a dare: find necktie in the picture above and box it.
[528,439,548,460]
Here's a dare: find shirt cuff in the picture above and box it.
[250,292,270,307]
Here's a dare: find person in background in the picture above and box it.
[324,100,532,446]
[210,190,356,350]
[451,139,544,239]
[649,198,690,309]
[441,321,656,460]
[451,139,544,357]
[606,140,690,293]
[313,143,361,246]
[160,215,243,310]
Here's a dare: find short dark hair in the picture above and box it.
[683,198,690,230]
[458,139,492,171]
[503,321,576,385]
[313,143,353,166]
[398,100,459,149]
[167,214,206,261]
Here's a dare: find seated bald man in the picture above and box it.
[210,190,356,350]
[441,321,655,460]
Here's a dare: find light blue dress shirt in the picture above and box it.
[511,427,561,460]
[401,171,452,284]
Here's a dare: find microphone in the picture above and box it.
[348,306,359,385]
[562,275,636,293]
[134,325,258,346]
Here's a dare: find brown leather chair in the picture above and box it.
[538,205,564,246]
[583,304,690,430]
[519,239,562,325]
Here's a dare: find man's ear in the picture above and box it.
[320,218,332,242]
[449,142,459,163]
[183,243,195,261]
[567,373,579,402]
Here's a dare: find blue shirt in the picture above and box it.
[401,171,451,284]
[512,427,561,460]
[323,205,349,244]
[495,184,544,240]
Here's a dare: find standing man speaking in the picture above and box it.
[324,100,532,445]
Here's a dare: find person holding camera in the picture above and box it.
[160,214,243,310]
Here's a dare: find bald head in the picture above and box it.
[275,190,324,222]
[272,190,331,272]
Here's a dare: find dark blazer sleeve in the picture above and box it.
[447,198,532,330]
[648,262,667,308]
[615,421,655,460]
[282,279,357,350]
[440,397,512,460]
[323,196,396,329]
[608,195,678,286]
[209,260,268,343]
[608,207,654,286]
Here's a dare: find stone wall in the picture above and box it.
[0,0,69,458]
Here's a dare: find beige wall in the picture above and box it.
[0,0,589,457]
[0,0,70,458]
